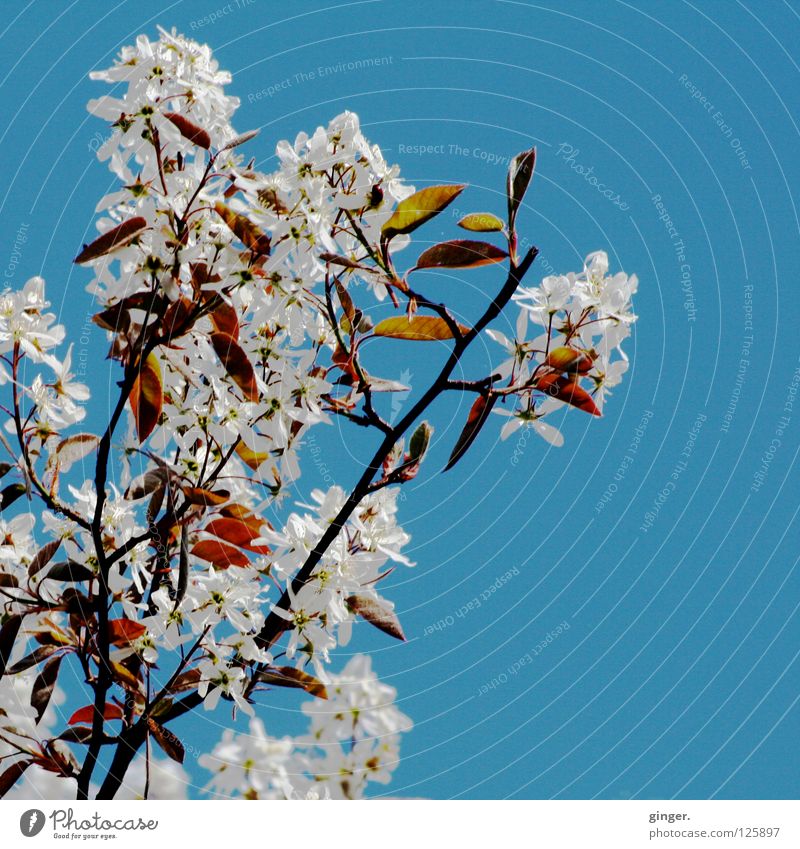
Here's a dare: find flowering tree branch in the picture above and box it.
[0,28,637,801]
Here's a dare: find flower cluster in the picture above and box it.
[490,250,637,447]
[200,654,411,799]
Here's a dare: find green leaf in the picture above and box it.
[507,147,536,229]
[457,213,505,232]
[415,240,508,270]
[409,421,433,463]
[382,184,466,239]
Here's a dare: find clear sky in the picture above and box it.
[1,0,798,799]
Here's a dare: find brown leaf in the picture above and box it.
[163,112,211,150]
[107,618,147,646]
[256,666,328,699]
[28,540,62,578]
[537,374,601,416]
[210,331,259,402]
[191,539,250,568]
[6,645,59,675]
[0,760,32,798]
[68,703,123,726]
[373,315,468,341]
[382,184,466,239]
[45,561,96,583]
[170,667,202,693]
[51,434,100,473]
[1,483,27,511]
[214,202,270,256]
[444,393,498,471]
[182,486,230,507]
[507,147,536,229]
[234,442,270,471]
[129,353,163,442]
[346,594,405,641]
[147,718,185,764]
[31,655,62,723]
[0,613,23,679]
[210,299,240,339]
[415,239,508,270]
[74,216,148,264]
[204,517,270,554]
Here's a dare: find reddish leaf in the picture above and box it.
[416,239,508,270]
[210,331,259,402]
[147,718,185,764]
[163,112,211,150]
[107,618,147,646]
[129,353,163,442]
[214,202,271,256]
[205,517,270,554]
[373,315,468,342]
[0,613,23,679]
[68,703,123,726]
[191,539,250,568]
[182,486,230,507]
[537,374,601,416]
[382,184,466,239]
[444,394,498,471]
[346,594,406,641]
[31,655,63,724]
[255,666,328,699]
[545,346,582,372]
[28,540,62,578]
[210,299,240,339]
[0,760,32,798]
[74,216,148,264]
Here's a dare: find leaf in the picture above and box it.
[204,517,270,554]
[109,660,142,692]
[27,540,61,579]
[507,147,536,228]
[210,331,259,402]
[457,213,505,232]
[191,539,250,568]
[346,594,406,641]
[45,561,96,583]
[373,315,468,342]
[125,468,171,500]
[214,202,271,256]
[544,346,582,372]
[147,718,185,764]
[74,216,148,264]
[31,655,62,724]
[68,703,123,726]
[6,645,59,675]
[170,667,202,693]
[416,239,508,270]
[209,299,240,339]
[234,442,270,471]
[334,279,356,323]
[129,352,163,442]
[107,618,147,646]
[256,666,328,699]
[0,760,32,798]
[51,434,100,473]
[444,393,498,471]
[0,462,12,479]
[174,525,189,614]
[408,421,433,463]
[381,184,466,239]
[181,486,230,507]
[0,613,23,679]
[163,112,211,150]
[364,376,411,393]
[537,375,601,416]
[218,129,260,152]
[0,483,27,511]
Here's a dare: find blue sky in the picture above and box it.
[1,0,799,799]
